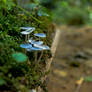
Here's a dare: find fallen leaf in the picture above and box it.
[76,77,84,85]
[12,52,27,63]
[54,69,67,77]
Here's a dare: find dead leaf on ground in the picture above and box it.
[76,77,84,85]
[54,69,67,77]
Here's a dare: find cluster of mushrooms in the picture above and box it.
[20,27,50,62]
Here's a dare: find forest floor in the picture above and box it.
[47,25,92,92]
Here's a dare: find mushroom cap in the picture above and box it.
[21,31,29,35]
[29,39,43,45]
[20,44,32,49]
[21,28,35,35]
[26,44,50,51]
[20,27,35,30]
[34,44,50,50]
[34,33,46,38]
[26,47,43,51]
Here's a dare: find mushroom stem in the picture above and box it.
[38,51,43,63]
[35,52,37,62]
[28,34,30,41]
[25,35,27,42]
[39,37,40,41]
[25,35,28,53]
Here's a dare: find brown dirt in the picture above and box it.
[47,25,92,92]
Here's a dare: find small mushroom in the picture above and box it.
[20,27,35,31]
[34,33,46,38]
[21,29,34,35]
[26,46,43,62]
[26,44,50,62]
[28,39,43,45]
[20,27,35,41]
[26,46,43,51]
[20,44,32,49]
[34,44,50,50]
[33,44,50,62]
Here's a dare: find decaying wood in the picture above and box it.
[37,25,62,92]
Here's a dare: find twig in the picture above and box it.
[75,84,82,92]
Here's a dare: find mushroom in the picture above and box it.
[28,38,43,45]
[33,44,50,62]
[20,27,35,30]
[26,44,50,63]
[20,27,35,41]
[26,45,43,62]
[34,33,46,38]
[20,43,32,49]
[34,44,50,50]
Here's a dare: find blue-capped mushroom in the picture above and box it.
[29,39,43,45]
[34,33,46,38]
[20,44,32,49]
[20,29,34,35]
[20,27,35,31]
[26,46,43,62]
[20,27,35,41]
[26,46,43,51]
[34,44,50,50]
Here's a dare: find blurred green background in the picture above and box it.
[15,0,92,25]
